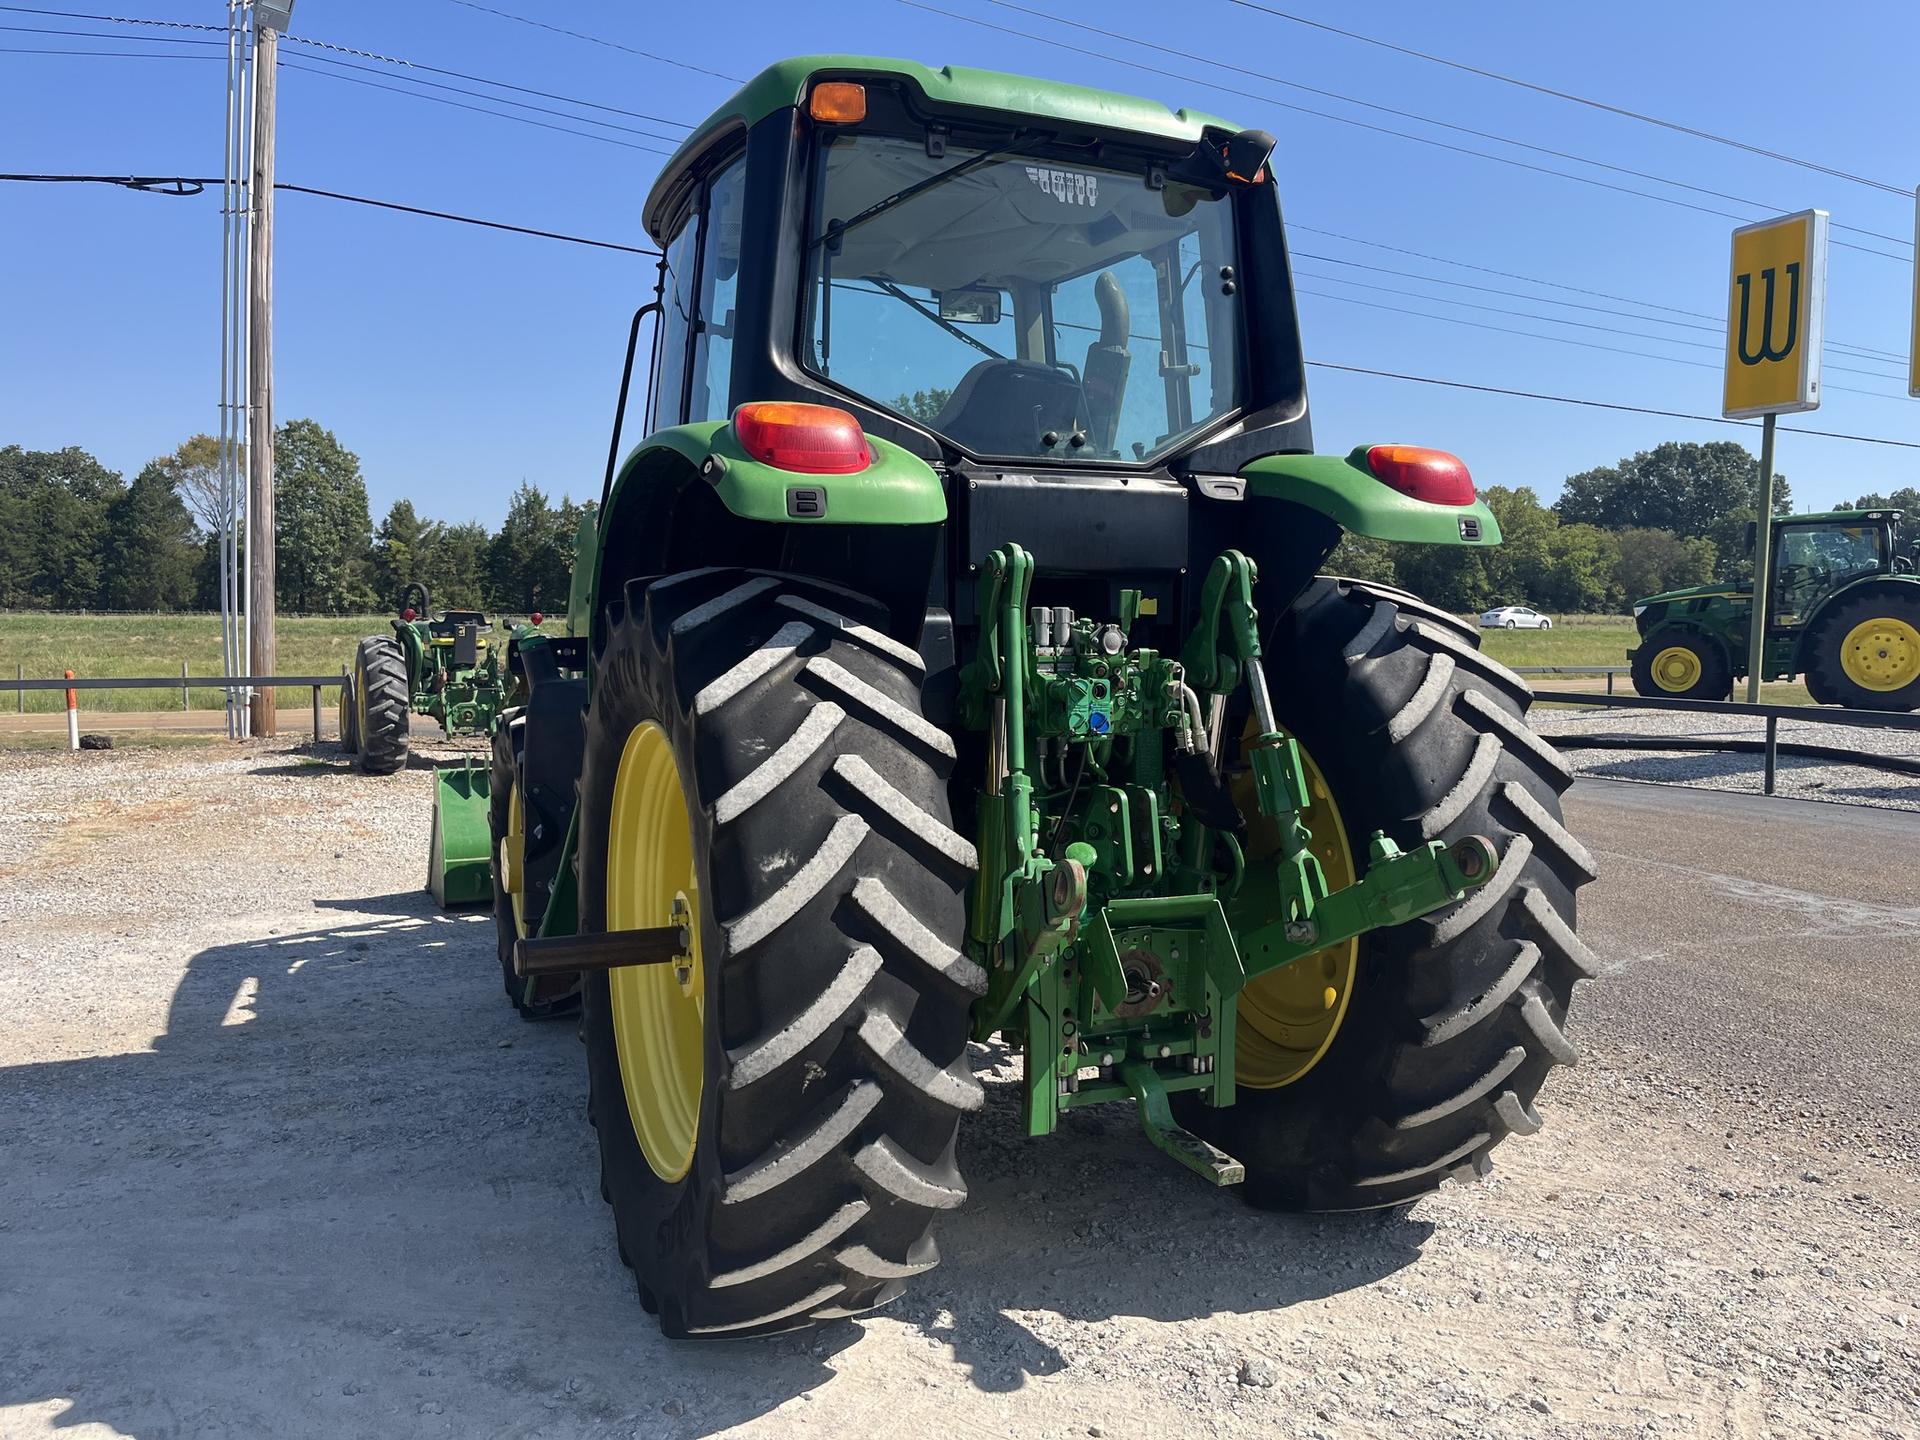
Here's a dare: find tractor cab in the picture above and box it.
[1763,511,1900,628]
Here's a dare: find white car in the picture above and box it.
[1478,605,1553,630]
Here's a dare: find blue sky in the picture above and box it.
[5,0,1919,527]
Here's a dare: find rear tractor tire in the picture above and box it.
[350,634,410,774]
[1630,627,1731,701]
[1803,588,1920,712]
[577,569,978,1337]
[1181,578,1598,1211]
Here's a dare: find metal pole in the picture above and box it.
[65,670,78,751]
[1764,714,1778,795]
[311,684,321,743]
[246,17,279,737]
[15,662,21,714]
[182,660,190,711]
[1744,413,1778,704]
[1606,671,1614,696]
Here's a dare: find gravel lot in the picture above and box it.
[1533,703,1920,811]
[1,738,1915,1440]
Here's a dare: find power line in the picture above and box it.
[275,182,658,255]
[0,4,219,30]
[0,19,213,43]
[1288,222,1721,321]
[0,5,698,133]
[981,0,1909,249]
[1,171,658,254]
[900,1,1904,261]
[288,49,687,145]
[1226,1,1912,198]
[277,58,676,156]
[1292,263,1909,376]
[1307,361,1920,450]
[1287,238,1908,364]
[0,41,208,56]
[1295,287,1909,402]
[438,0,742,84]
[282,41,692,133]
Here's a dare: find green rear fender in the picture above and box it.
[1240,447,1501,546]
[618,420,947,527]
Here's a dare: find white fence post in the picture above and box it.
[65,670,79,751]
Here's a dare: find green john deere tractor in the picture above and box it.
[343,584,546,904]
[486,57,1598,1338]
[1630,508,1919,709]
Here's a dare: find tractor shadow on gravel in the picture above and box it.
[0,891,852,1437]
[1,890,1436,1435]
[906,1060,1438,1391]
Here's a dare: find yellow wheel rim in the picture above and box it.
[501,782,528,937]
[1650,645,1703,693]
[353,652,371,741]
[1839,616,1920,692]
[606,721,705,1183]
[1234,742,1359,1089]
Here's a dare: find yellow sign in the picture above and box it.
[1723,209,1827,418]
[1910,187,1920,397]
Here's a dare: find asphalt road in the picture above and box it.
[1,749,1914,1439]
[1564,780,1920,1123]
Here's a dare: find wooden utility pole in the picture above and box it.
[246,17,279,736]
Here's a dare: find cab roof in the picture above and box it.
[643,55,1240,241]
[1782,509,1904,524]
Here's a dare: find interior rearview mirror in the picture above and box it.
[938,287,1002,325]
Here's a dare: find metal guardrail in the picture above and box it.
[1526,688,1920,795]
[3,673,342,747]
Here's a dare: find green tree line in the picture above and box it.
[0,421,586,616]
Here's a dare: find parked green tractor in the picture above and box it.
[343,584,544,904]
[1629,508,1919,709]
[487,57,1598,1338]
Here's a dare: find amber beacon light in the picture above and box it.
[809,82,867,123]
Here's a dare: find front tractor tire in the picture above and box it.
[350,634,411,774]
[1630,627,1731,701]
[1183,578,1598,1210]
[577,569,978,1338]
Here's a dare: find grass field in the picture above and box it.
[0,609,1823,715]
[1475,618,1637,669]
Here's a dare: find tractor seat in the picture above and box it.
[929,359,1088,458]
[429,610,492,649]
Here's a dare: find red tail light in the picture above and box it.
[530,611,544,626]
[1364,445,1475,506]
[732,402,871,475]
[401,607,417,622]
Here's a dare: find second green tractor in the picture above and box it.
[482,57,1600,1338]
[1630,508,1919,709]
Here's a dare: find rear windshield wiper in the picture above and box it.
[809,136,1026,252]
